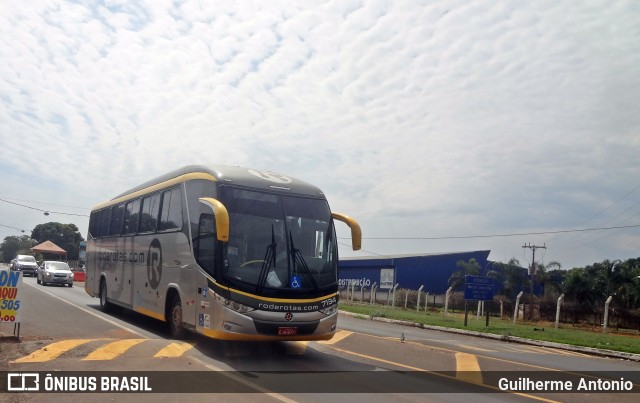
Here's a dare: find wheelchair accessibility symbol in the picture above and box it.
[290,276,301,289]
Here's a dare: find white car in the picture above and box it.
[37,261,74,287]
[11,255,38,277]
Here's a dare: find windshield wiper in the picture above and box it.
[289,231,318,290]
[256,225,277,293]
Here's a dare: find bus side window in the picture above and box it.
[109,204,125,236]
[99,208,111,237]
[158,187,183,231]
[195,214,216,275]
[89,211,101,238]
[139,193,161,233]
[123,199,141,235]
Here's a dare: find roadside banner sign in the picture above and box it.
[0,269,22,336]
[464,275,494,301]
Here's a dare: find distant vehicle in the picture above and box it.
[37,261,74,287]
[86,165,361,341]
[11,255,38,277]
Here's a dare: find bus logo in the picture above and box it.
[248,169,292,184]
[147,239,162,289]
[285,312,293,321]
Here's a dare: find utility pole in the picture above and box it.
[522,243,546,320]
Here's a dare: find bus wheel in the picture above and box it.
[169,294,186,339]
[99,280,112,313]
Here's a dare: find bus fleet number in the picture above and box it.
[321,297,337,307]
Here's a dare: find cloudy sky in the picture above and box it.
[1,0,639,269]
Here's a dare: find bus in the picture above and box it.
[85,165,361,341]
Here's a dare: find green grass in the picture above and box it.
[339,303,640,355]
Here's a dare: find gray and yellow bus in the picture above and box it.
[85,165,361,341]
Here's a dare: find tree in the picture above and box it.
[545,267,567,299]
[496,258,527,298]
[448,258,481,291]
[563,267,597,310]
[0,235,36,263]
[31,222,85,260]
[562,258,640,312]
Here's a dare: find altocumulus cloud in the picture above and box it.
[0,0,639,267]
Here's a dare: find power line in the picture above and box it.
[0,223,27,233]
[0,198,89,217]
[337,241,394,259]
[349,223,640,241]
[547,184,640,250]
[577,183,640,227]
[0,197,87,210]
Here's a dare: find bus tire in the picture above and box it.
[168,294,186,339]
[99,280,112,313]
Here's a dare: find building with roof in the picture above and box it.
[31,240,67,261]
[338,250,491,294]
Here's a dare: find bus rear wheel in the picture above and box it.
[99,280,112,313]
[168,294,186,339]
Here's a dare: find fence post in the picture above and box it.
[444,287,453,317]
[392,283,399,308]
[350,282,355,304]
[513,291,524,323]
[555,293,565,329]
[370,283,378,305]
[603,295,613,332]
[425,292,429,312]
[417,285,424,312]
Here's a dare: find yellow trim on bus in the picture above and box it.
[92,172,218,211]
[198,197,230,242]
[134,306,166,322]
[208,277,339,304]
[331,212,362,251]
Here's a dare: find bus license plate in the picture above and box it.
[278,327,298,336]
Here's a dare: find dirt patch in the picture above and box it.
[0,337,22,367]
[0,333,55,368]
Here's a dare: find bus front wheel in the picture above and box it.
[168,294,186,339]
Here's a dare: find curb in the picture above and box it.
[338,310,640,362]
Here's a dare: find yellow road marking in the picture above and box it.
[11,339,99,363]
[153,342,195,358]
[553,349,590,357]
[318,330,353,345]
[518,345,551,354]
[82,339,145,361]
[458,344,495,352]
[326,345,560,402]
[515,345,589,357]
[455,352,483,384]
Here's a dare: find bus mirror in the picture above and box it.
[198,197,230,242]
[331,212,362,251]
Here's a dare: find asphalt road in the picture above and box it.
[1,273,639,403]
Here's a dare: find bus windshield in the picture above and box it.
[219,186,337,292]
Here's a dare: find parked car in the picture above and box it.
[37,261,74,287]
[11,255,38,277]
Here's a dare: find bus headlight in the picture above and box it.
[214,293,254,314]
[319,305,337,316]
